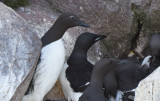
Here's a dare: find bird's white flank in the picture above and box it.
[22,39,65,101]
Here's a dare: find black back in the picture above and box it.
[66,60,93,92]
[78,58,117,101]
[116,62,146,91]
[66,32,106,92]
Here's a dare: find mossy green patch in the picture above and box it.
[2,0,29,9]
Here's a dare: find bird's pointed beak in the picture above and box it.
[94,35,107,42]
[78,21,90,28]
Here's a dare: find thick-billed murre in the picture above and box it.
[59,32,106,101]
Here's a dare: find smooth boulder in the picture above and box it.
[0,2,41,101]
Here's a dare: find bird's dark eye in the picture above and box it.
[70,16,74,20]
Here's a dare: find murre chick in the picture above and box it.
[22,12,90,101]
[59,32,106,101]
[78,58,117,101]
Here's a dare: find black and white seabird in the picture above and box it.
[78,58,117,101]
[104,34,160,101]
[22,12,90,101]
[59,32,106,101]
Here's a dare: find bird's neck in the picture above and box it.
[90,73,105,88]
[67,47,88,65]
[90,65,113,89]
[41,22,68,47]
[90,78,104,94]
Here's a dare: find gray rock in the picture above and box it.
[135,66,160,101]
[47,0,160,59]
[0,2,41,101]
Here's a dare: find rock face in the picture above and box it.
[135,67,160,101]
[0,2,41,101]
[47,0,160,59]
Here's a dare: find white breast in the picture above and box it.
[22,39,65,101]
[59,63,82,101]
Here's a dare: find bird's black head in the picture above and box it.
[41,12,90,47]
[67,32,106,65]
[91,58,117,85]
[93,58,117,75]
[55,12,90,28]
[150,34,160,57]
[75,32,106,52]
